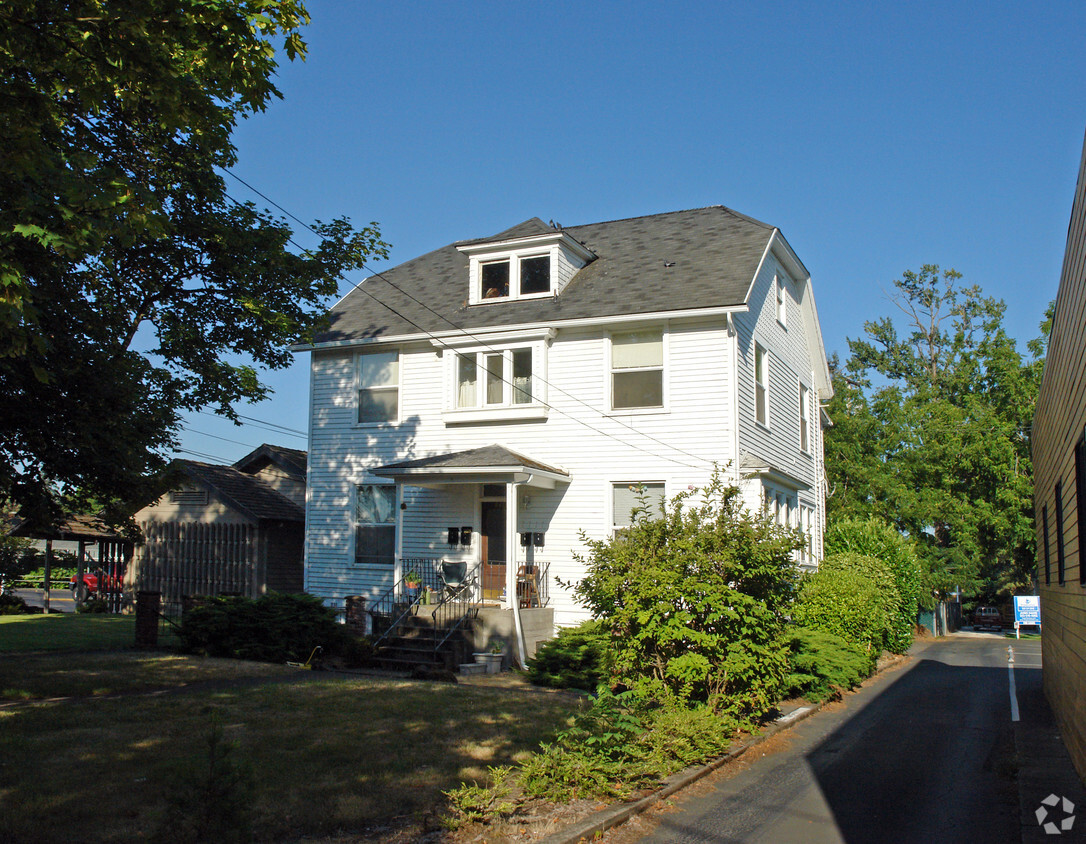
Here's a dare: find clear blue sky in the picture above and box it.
[176,0,1086,465]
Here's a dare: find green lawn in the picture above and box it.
[0,653,582,843]
[0,613,141,653]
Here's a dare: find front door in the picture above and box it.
[481,500,506,600]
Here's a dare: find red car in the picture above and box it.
[972,606,1003,632]
[70,573,123,599]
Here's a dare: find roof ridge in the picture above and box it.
[566,204,775,232]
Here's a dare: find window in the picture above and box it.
[358,349,398,424]
[754,343,769,426]
[1056,481,1066,586]
[456,348,534,409]
[775,274,787,326]
[355,485,396,566]
[479,254,550,300]
[612,482,665,535]
[799,383,811,453]
[1077,436,1086,585]
[611,329,663,410]
[1043,504,1051,586]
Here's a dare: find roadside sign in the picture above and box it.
[1013,595,1041,639]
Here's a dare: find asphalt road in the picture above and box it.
[626,634,1078,844]
[9,588,74,613]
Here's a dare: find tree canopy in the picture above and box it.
[824,266,1048,599]
[0,1,387,525]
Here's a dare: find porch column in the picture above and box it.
[506,482,527,667]
[394,482,404,593]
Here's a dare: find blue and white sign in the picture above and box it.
[1014,595,1041,626]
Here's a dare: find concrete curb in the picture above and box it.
[539,654,906,844]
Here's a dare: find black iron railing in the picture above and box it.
[370,558,482,651]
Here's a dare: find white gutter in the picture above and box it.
[292,304,749,352]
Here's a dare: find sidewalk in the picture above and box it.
[1012,656,1086,842]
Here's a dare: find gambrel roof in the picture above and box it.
[313,206,781,344]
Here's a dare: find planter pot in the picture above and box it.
[474,653,503,674]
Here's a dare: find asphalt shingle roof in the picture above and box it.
[376,445,567,476]
[315,206,775,344]
[181,462,304,522]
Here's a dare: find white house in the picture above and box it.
[298,206,833,650]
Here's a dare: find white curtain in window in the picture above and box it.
[357,485,396,525]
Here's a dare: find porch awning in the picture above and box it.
[371,444,570,489]
[739,453,812,491]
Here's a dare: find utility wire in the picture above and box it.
[222,175,717,470]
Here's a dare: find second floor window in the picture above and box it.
[457,348,533,409]
[799,383,811,452]
[755,343,769,426]
[611,329,663,410]
[358,349,399,424]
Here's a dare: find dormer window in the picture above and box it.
[480,254,550,300]
[458,229,594,305]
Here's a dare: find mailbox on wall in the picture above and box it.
[533,532,545,548]
[447,527,459,546]
[459,526,472,546]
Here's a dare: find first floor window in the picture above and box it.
[358,349,399,423]
[356,485,396,565]
[1056,481,1066,585]
[612,482,665,535]
[611,329,664,410]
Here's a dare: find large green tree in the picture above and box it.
[824,266,1047,599]
[0,1,387,525]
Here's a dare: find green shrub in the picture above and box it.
[178,592,364,665]
[526,619,609,691]
[76,597,110,614]
[571,471,800,714]
[825,517,922,653]
[783,626,874,702]
[792,566,886,656]
[819,552,900,652]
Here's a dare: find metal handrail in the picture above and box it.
[432,561,482,650]
[370,559,482,651]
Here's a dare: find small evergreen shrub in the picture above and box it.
[792,566,886,656]
[783,626,874,702]
[526,619,609,691]
[178,592,365,665]
[76,597,110,613]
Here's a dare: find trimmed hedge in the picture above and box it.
[824,518,922,653]
[178,592,368,665]
[792,565,887,657]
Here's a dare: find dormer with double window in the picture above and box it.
[457,230,596,305]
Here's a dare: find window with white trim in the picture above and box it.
[612,482,665,536]
[355,485,396,566]
[611,329,664,410]
[799,383,811,453]
[456,348,534,409]
[775,273,787,326]
[357,349,399,424]
[479,254,551,300]
[754,343,769,426]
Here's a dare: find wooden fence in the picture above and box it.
[134,521,255,603]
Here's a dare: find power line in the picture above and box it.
[174,447,233,464]
[196,409,307,439]
[221,176,718,470]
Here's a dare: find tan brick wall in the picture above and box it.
[1034,128,1086,783]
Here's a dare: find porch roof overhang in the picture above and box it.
[371,445,570,490]
[739,454,812,491]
